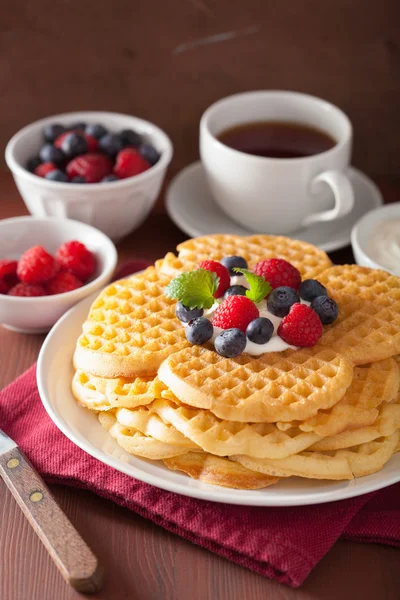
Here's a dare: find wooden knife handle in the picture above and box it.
[0,446,102,594]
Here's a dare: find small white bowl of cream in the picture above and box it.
[351,202,400,276]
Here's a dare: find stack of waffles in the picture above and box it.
[72,235,400,490]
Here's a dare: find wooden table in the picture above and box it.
[0,172,399,600]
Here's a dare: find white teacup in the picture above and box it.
[200,91,354,234]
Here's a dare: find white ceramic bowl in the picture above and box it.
[5,111,173,241]
[351,202,400,274]
[0,216,117,333]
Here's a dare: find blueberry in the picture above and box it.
[39,144,65,166]
[26,156,41,172]
[138,143,160,166]
[267,286,300,317]
[175,302,203,323]
[69,121,86,132]
[246,317,274,344]
[60,132,88,159]
[220,255,248,276]
[44,169,69,182]
[101,174,119,182]
[224,285,247,299]
[99,133,123,157]
[299,279,328,302]
[310,296,338,324]
[71,176,86,183]
[120,128,142,147]
[85,123,108,139]
[43,123,65,143]
[185,317,213,345]
[214,328,247,358]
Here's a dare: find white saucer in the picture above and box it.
[166,162,383,253]
[37,291,400,507]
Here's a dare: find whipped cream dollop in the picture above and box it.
[367,219,400,276]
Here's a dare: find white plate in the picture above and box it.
[37,292,400,506]
[166,162,383,253]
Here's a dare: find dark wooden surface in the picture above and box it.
[0,174,399,600]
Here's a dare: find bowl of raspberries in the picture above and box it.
[5,112,173,241]
[0,216,117,333]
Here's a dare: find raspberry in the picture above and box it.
[277,304,323,347]
[0,278,11,294]
[34,162,57,178]
[8,282,47,297]
[199,260,230,298]
[0,260,17,279]
[114,148,150,179]
[212,295,259,332]
[55,240,96,281]
[83,133,99,152]
[17,246,58,284]
[253,258,301,291]
[46,271,83,294]
[66,153,112,183]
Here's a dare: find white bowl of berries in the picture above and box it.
[5,111,173,241]
[0,216,117,334]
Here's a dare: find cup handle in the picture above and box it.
[301,170,354,228]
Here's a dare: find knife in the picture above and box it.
[0,428,102,594]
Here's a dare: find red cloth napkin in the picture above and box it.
[1,261,399,588]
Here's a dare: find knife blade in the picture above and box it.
[0,427,102,593]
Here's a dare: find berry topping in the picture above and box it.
[71,176,86,183]
[17,246,58,284]
[267,286,300,317]
[60,132,88,159]
[120,129,142,148]
[198,260,230,298]
[39,144,65,166]
[85,123,108,140]
[165,268,219,310]
[43,123,65,143]
[224,285,248,299]
[45,169,69,182]
[101,174,119,182]
[310,296,338,324]
[99,133,123,157]
[232,268,272,303]
[66,153,113,183]
[55,240,96,281]
[8,282,47,297]
[211,295,259,332]
[138,143,160,166]
[26,157,41,172]
[175,302,204,323]
[114,148,151,179]
[214,328,247,358]
[278,304,323,347]
[253,258,301,291]
[46,271,83,295]
[246,317,274,345]
[34,162,57,178]
[185,317,214,345]
[0,260,18,279]
[220,255,248,276]
[299,279,328,302]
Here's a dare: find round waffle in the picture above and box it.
[157,234,332,279]
[73,267,189,379]
[158,345,353,423]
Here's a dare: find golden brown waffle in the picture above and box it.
[157,234,332,279]
[318,294,400,365]
[115,406,198,450]
[98,411,189,459]
[152,398,321,458]
[276,358,399,436]
[164,452,279,490]
[233,430,400,480]
[73,267,189,378]
[158,345,353,423]
[72,369,158,411]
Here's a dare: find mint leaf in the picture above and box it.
[164,268,219,309]
[233,268,272,303]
